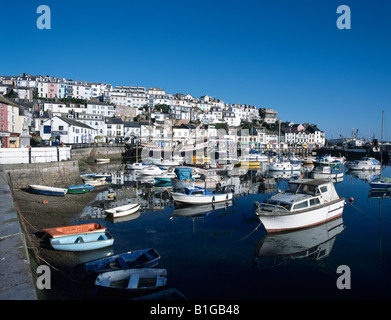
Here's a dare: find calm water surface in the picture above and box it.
[72,164,391,299]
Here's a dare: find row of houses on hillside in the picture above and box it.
[1,74,271,125]
[0,94,325,148]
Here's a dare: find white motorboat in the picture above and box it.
[136,165,165,176]
[267,161,301,172]
[345,157,381,171]
[105,203,140,218]
[313,155,345,166]
[171,187,233,204]
[151,158,181,167]
[312,166,344,180]
[236,153,268,167]
[127,162,149,170]
[254,179,345,233]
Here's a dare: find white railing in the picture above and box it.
[0,147,71,164]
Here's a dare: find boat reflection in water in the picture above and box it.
[254,217,345,267]
[171,201,234,233]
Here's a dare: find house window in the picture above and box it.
[58,126,64,131]
[44,125,51,134]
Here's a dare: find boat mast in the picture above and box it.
[380,110,384,177]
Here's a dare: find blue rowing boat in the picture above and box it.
[84,248,161,274]
[29,185,68,196]
[50,231,114,251]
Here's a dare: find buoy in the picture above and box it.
[349,197,354,203]
[42,200,48,204]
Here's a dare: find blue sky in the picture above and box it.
[1,0,390,140]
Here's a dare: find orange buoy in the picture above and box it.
[349,197,354,203]
[42,200,48,204]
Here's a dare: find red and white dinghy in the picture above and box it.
[43,223,106,238]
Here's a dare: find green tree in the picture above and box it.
[215,122,229,131]
[4,89,18,99]
[154,103,170,113]
[241,121,253,130]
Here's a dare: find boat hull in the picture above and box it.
[105,203,140,217]
[369,180,391,191]
[256,198,345,233]
[29,185,68,196]
[312,172,344,180]
[67,184,94,194]
[50,231,114,251]
[85,248,161,274]
[267,163,301,171]
[95,268,167,291]
[171,192,233,204]
[43,223,106,238]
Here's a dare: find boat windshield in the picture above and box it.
[286,183,317,195]
[267,200,292,211]
[184,188,204,195]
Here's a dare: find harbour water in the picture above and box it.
[71,163,391,300]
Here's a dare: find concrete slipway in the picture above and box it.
[0,165,37,300]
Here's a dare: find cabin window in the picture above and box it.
[301,184,316,194]
[310,198,321,206]
[293,201,308,210]
[286,184,299,193]
[320,186,328,193]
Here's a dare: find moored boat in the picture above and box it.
[127,162,149,170]
[369,177,391,191]
[312,166,344,180]
[105,203,140,217]
[151,158,181,167]
[96,158,110,163]
[171,187,233,204]
[94,268,167,291]
[50,231,114,251]
[84,177,108,187]
[29,185,68,196]
[345,157,381,171]
[235,153,268,167]
[43,223,106,238]
[136,165,165,176]
[267,161,301,172]
[67,184,95,194]
[153,168,176,183]
[85,248,161,274]
[254,179,345,233]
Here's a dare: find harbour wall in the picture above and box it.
[3,160,83,190]
[70,145,124,163]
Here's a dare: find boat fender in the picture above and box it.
[212,196,215,202]
[226,194,229,200]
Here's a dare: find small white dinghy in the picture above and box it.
[105,203,140,218]
[95,268,167,291]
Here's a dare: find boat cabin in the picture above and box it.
[264,179,340,213]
